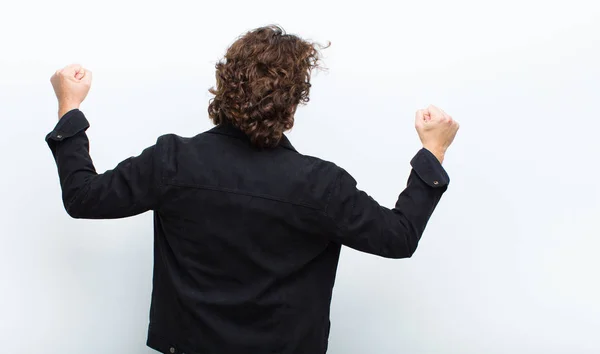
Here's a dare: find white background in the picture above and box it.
[1,0,599,353]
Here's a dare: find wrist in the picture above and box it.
[58,101,80,119]
[423,146,445,164]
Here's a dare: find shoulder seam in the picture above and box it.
[324,165,341,217]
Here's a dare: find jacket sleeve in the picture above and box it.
[46,109,162,219]
[325,148,450,258]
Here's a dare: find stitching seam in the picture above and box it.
[164,181,321,210]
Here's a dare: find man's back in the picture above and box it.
[149,123,342,353]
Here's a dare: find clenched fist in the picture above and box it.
[50,64,92,119]
[415,105,459,164]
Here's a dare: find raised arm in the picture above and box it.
[325,105,459,258]
[47,64,161,219]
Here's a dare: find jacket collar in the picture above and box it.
[207,122,297,152]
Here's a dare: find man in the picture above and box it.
[47,26,459,354]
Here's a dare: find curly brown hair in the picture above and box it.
[208,25,327,148]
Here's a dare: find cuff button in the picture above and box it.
[56,134,63,139]
[433,181,439,185]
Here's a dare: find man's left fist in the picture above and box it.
[50,64,92,119]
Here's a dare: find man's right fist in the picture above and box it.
[415,105,459,164]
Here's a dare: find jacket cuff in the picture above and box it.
[410,148,450,188]
[45,109,90,143]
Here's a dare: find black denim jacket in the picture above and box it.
[46,109,450,354]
